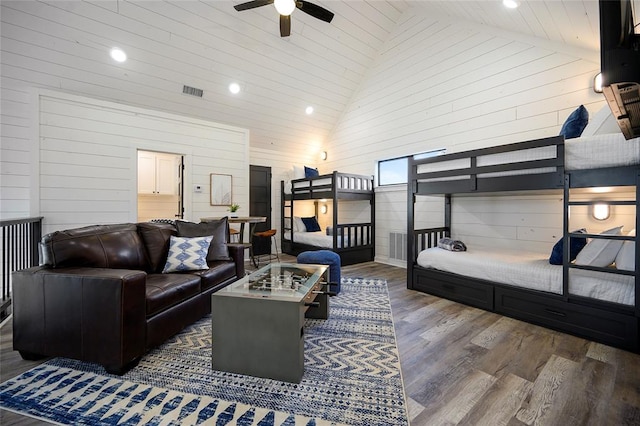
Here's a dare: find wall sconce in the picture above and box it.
[592,203,610,220]
[320,204,328,214]
[320,151,327,161]
[593,72,603,93]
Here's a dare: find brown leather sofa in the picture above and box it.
[12,220,244,374]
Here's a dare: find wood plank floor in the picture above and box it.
[2,257,640,425]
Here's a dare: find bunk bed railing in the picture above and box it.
[289,172,374,199]
[410,136,565,194]
[334,223,374,248]
[412,227,450,258]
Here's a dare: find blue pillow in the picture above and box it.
[549,228,588,265]
[301,216,321,232]
[304,166,319,178]
[559,105,589,139]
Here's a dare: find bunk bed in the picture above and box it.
[408,134,640,352]
[281,171,375,266]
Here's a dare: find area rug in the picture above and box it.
[0,277,408,426]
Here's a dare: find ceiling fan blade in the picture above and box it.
[296,1,334,23]
[280,14,291,37]
[234,0,273,12]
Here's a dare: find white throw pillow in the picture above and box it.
[162,235,212,273]
[575,226,624,267]
[615,229,636,271]
[293,216,306,232]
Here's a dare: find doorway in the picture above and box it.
[137,150,184,222]
[250,165,272,256]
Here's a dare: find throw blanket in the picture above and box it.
[438,237,467,252]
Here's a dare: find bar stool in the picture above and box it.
[229,228,240,242]
[252,229,279,266]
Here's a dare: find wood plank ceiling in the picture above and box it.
[1,1,602,153]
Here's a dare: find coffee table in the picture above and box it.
[211,262,330,383]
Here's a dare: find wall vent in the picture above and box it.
[182,85,204,97]
[389,232,407,261]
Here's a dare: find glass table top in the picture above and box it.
[214,263,328,302]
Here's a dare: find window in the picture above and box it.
[378,157,407,186]
[378,149,445,186]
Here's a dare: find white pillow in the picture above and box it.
[292,165,305,180]
[575,226,624,267]
[162,235,212,273]
[293,216,306,232]
[615,229,636,271]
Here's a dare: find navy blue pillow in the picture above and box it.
[301,216,321,232]
[304,166,319,178]
[549,228,588,265]
[559,105,589,139]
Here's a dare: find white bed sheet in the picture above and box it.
[284,231,341,248]
[565,133,640,170]
[416,247,634,305]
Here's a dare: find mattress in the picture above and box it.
[284,231,341,248]
[416,247,634,305]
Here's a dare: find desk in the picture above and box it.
[201,216,266,243]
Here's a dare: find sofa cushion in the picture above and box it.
[41,223,149,270]
[176,219,230,261]
[145,274,201,317]
[138,222,177,273]
[162,235,212,273]
[189,260,237,292]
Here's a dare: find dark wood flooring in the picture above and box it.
[2,257,640,425]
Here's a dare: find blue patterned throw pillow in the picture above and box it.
[162,235,212,273]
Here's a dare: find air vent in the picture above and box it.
[182,85,203,97]
[389,232,407,261]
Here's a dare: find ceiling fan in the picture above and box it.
[234,0,334,37]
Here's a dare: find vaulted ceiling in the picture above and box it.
[2,1,602,153]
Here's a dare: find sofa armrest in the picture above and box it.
[227,243,246,277]
[12,266,147,372]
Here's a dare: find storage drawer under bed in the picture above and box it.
[495,287,638,352]
[412,268,494,311]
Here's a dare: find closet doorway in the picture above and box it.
[137,150,184,222]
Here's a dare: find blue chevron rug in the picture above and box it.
[0,278,408,426]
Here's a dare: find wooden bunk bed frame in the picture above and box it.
[281,171,375,266]
[408,135,640,352]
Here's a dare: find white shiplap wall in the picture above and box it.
[324,8,608,264]
[37,91,249,235]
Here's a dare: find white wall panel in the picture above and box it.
[36,91,249,235]
[327,10,606,266]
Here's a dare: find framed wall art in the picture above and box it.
[210,173,232,206]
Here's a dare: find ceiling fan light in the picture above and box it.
[274,0,296,16]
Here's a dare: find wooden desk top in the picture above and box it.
[201,216,266,224]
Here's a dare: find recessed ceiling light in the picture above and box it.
[503,0,519,9]
[305,106,314,115]
[110,47,127,62]
[229,83,241,94]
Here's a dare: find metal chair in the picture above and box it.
[252,229,280,266]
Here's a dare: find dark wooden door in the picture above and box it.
[250,165,272,255]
